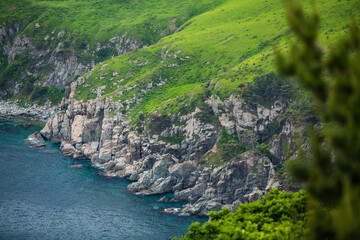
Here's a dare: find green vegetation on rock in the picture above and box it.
[218,128,246,161]
[0,0,225,105]
[277,1,360,238]
[242,72,294,108]
[174,189,308,240]
[177,1,360,239]
[0,0,224,46]
[73,0,360,121]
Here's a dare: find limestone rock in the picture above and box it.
[37,92,292,217]
[61,143,78,157]
[27,131,45,143]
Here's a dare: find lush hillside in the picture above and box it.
[1,0,358,106]
[0,0,224,46]
[0,0,224,104]
[2,0,360,236]
[73,0,360,122]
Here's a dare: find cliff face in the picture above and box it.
[40,78,296,216]
[0,23,143,96]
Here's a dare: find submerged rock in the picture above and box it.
[164,208,181,214]
[157,196,169,203]
[30,144,48,149]
[70,164,84,169]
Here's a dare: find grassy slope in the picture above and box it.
[0,0,225,46]
[74,0,360,122]
[0,0,225,105]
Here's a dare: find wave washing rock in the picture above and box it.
[38,82,295,216]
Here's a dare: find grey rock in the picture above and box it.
[37,92,293,216]
[157,196,169,203]
[0,101,59,121]
[164,208,181,214]
[30,144,48,149]
[61,143,78,157]
[28,131,45,142]
[70,164,84,169]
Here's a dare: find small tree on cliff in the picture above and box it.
[276,0,360,239]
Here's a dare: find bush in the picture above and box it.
[148,114,172,134]
[194,102,215,123]
[175,189,309,240]
[258,142,270,157]
[242,72,294,108]
[218,128,245,161]
[263,120,283,142]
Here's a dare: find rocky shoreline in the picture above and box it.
[32,79,297,216]
[0,100,59,121]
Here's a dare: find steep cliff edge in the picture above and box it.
[39,78,297,216]
[2,0,356,217]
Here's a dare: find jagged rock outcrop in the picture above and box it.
[178,151,278,215]
[38,80,295,216]
[0,23,143,96]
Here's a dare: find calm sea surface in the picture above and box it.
[0,118,205,240]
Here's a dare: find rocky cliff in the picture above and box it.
[0,22,143,97]
[39,77,296,216]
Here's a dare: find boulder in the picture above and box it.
[61,143,77,157]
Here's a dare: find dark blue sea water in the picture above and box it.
[0,118,204,240]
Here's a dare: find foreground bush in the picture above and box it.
[175,189,308,240]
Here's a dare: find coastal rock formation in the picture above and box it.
[38,81,295,216]
[179,151,278,215]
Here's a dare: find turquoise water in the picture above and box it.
[0,118,205,240]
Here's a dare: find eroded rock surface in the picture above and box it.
[39,83,295,216]
[0,23,143,96]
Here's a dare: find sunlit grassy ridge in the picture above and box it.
[0,0,226,104]
[0,0,225,46]
[75,0,360,120]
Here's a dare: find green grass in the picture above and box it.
[0,0,225,46]
[0,0,226,104]
[72,0,360,121]
[1,0,359,109]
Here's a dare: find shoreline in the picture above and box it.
[0,100,60,122]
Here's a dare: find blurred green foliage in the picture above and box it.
[277,0,360,239]
[176,1,360,239]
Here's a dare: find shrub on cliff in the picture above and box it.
[242,72,295,108]
[174,189,308,240]
[177,0,360,239]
